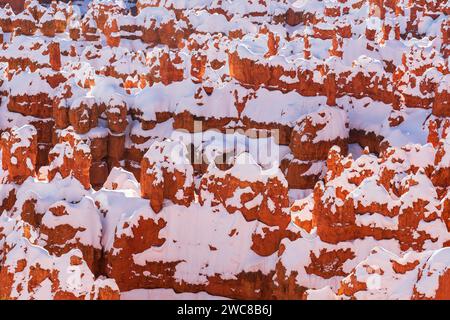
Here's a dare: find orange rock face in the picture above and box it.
[68,98,99,135]
[337,247,450,300]
[47,128,92,190]
[48,41,61,71]
[198,153,290,229]
[0,0,448,301]
[307,141,449,253]
[0,205,118,300]
[0,1,23,13]
[0,239,119,300]
[40,198,102,273]
[432,75,450,117]
[281,157,325,189]
[105,99,128,134]
[0,125,37,184]
[141,140,194,213]
[290,108,349,161]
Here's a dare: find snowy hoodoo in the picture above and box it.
[0,0,449,300]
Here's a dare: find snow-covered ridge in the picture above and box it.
[0,0,448,300]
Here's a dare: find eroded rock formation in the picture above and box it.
[0,0,448,300]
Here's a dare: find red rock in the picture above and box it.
[141,140,195,213]
[198,153,290,228]
[90,1,125,32]
[251,227,299,257]
[40,9,66,37]
[105,100,128,134]
[104,213,167,291]
[6,70,55,119]
[280,155,324,189]
[0,125,38,184]
[48,42,61,71]
[108,133,125,161]
[104,17,121,48]
[53,99,70,129]
[40,199,102,275]
[37,143,51,168]
[432,75,450,117]
[0,0,448,301]
[12,10,37,36]
[68,98,99,134]
[0,235,119,300]
[305,248,355,279]
[8,93,54,119]
[90,161,109,188]
[69,25,81,40]
[338,247,450,300]
[0,1,23,14]
[285,8,304,26]
[81,14,100,41]
[48,129,92,190]
[0,4,15,32]
[148,50,185,85]
[89,136,108,162]
[290,107,349,161]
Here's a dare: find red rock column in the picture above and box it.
[0,125,38,184]
[324,1,340,17]
[105,99,128,179]
[190,52,207,83]
[432,82,450,117]
[0,4,15,33]
[369,0,386,19]
[69,20,81,40]
[105,17,120,48]
[303,31,311,60]
[441,20,449,56]
[140,140,195,213]
[394,19,401,40]
[48,42,61,71]
[68,98,99,134]
[0,0,24,13]
[329,33,343,58]
[48,129,92,189]
[40,10,56,37]
[365,18,380,51]
[285,108,348,189]
[13,9,37,36]
[382,19,394,43]
[265,29,280,58]
[325,71,337,107]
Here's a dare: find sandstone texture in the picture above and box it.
[0,0,448,300]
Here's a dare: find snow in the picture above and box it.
[132,203,278,284]
[0,0,448,301]
[414,248,450,298]
[242,89,325,126]
[103,167,140,195]
[280,234,403,292]
[205,152,287,186]
[42,202,101,250]
[10,177,89,220]
[121,288,229,300]
[7,69,55,97]
[355,213,398,231]
[294,106,349,143]
[306,286,337,300]
[350,176,394,208]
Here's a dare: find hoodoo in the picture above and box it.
[0,0,448,301]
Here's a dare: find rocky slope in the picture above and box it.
[0,0,448,300]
